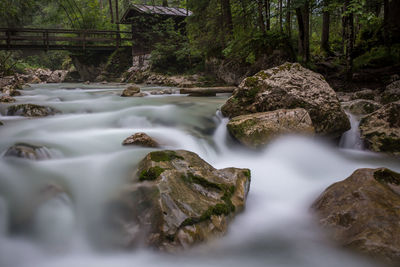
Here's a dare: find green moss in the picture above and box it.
[380,136,400,152]
[181,173,223,191]
[0,121,3,126]
[149,151,184,162]
[179,174,237,228]
[228,119,257,139]
[244,77,261,98]
[256,71,271,80]
[243,169,251,179]
[139,166,165,181]
[374,168,400,185]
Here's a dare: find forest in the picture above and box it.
[1,0,399,87]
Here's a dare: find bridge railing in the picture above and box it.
[0,28,133,51]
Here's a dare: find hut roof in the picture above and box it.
[120,4,192,24]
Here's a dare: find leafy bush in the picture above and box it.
[150,19,202,74]
[354,45,400,70]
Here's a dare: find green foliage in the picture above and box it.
[354,45,400,70]
[150,19,202,74]
[139,166,165,181]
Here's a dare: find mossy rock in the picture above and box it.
[7,104,59,117]
[106,150,251,251]
[221,62,350,138]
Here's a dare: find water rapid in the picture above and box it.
[0,83,398,267]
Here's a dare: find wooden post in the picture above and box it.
[83,31,86,51]
[115,0,120,49]
[6,30,10,50]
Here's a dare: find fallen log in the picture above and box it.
[180,87,236,96]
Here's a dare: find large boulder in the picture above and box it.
[312,168,400,263]
[121,85,141,97]
[106,150,251,251]
[350,89,377,101]
[359,101,400,155]
[381,80,400,104]
[0,95,16,103]
[341,99,382,116]
[221,62,350,138]
[3,143,53,160]
[122,133,159,147]
[227,108,315,148]
[7,104,59,117]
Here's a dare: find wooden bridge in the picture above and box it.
[0,28,133,52]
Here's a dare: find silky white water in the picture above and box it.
[0,83,398,267]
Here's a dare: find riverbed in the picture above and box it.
[0,83,398,267]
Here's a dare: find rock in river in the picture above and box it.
[106,150,251,251]
[227,108,315,148]
[4,143,53,160]
[122,132,159,147]
[312,168,400,263]
[221,62,350,138]
[7,104,59,117]
[341,99,382,116]
[0,95,16,103]
[121,85,141,97]
[359,101,400,155]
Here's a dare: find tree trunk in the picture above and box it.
[264,0,271,31]
[344,0,354,81]
[295,1,310,62]
[321,5,330,54]
[286,0,291,37]
[383,0,389,47]
[162,0,168,7]
[258,0,266,34]
[279,0,283,32]
[221,0,233,34]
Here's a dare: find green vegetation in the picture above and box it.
[180,172,236,227]
[374,168,400,185]
[139,166,166,181]
[1,0,399,81]
[150,151,184,162]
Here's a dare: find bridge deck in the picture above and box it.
[0,28,134,52]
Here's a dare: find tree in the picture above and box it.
[295,0,310,62]
[321,0,330,54]
[258,0,266,34]
[221,0,233,35]
[264,0,271,31]
[286,0,292,37]
[343,0,354,81]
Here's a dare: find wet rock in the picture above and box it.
[122,133,159,147]
[121,85,141,97]
[359,101,400,155]
[0,95,16,103]
[350,89,377,101]
[150,89,173,95]
[221,62,350,138]
[3,143,53,160]
[7,104,59,117]
[47,70,68,83]
[227,108,315,148]
[29,76,42,84]
[0,121,3,126]
[2,86,21,97]
[341,99,382,116]
[11,183,71,233]
[381,81,400,104]
[106,150,251,251]
[312,168,400,263]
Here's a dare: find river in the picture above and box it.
[0,83,398,267]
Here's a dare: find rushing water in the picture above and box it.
[0,83,399,267]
